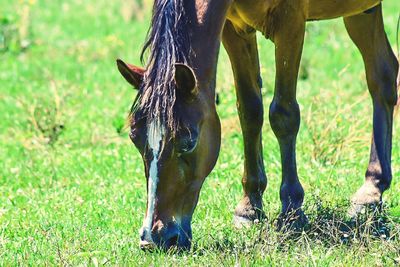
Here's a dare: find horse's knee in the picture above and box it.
[269,98,300,139]
[370,57,399,106]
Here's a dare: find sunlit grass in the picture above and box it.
[0,0,399,265]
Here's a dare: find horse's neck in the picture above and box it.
[189,0,231,90]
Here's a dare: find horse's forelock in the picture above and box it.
[133,0,191,135]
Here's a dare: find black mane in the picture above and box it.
[132,0,191,134]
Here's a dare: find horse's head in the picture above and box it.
[117,59,221,250]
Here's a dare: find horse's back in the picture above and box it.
[307,0,382,20]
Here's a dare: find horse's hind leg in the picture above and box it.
[222,20,267,226]
[268,5,307,228]
[344,5,398,215]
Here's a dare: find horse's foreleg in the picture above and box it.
[344,5,398,215]
[269,10,307,228]
[222,20,267,226]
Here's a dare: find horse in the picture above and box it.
[116,0,399,250]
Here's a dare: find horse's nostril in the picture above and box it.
[166,234,179,247]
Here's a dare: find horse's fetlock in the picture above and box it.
[243,172,267,194]
[280,181,304,211]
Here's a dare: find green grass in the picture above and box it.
[1,0,400,265]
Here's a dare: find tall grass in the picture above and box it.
[0,0,399,265]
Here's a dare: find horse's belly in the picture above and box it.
[307,0,382,20]
[227,0,382,38]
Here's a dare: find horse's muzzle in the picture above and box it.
[139,219,192,251]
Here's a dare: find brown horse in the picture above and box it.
[116,0,399,250]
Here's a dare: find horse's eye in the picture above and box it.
[130,118,146,152]
[129,128,138,142]
[130,128,143,147]
[177,137,197,155]
[176,130,198,155]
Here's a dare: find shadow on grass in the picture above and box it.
[192,198,400,256]
[280,199,398,247]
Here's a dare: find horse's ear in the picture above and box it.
[116,59,144,90]
[175,63,197,96]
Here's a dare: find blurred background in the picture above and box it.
[0,0,399,265]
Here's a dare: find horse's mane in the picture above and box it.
[131,0,191,135]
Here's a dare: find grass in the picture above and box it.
[1,0,400,265]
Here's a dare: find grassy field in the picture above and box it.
[1,0,400,265]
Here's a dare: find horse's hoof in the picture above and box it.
[277,209,308,232]
[348,182,382,218]
[233,196,265,228]
[233,215,262,229]
[348,201,382,218]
